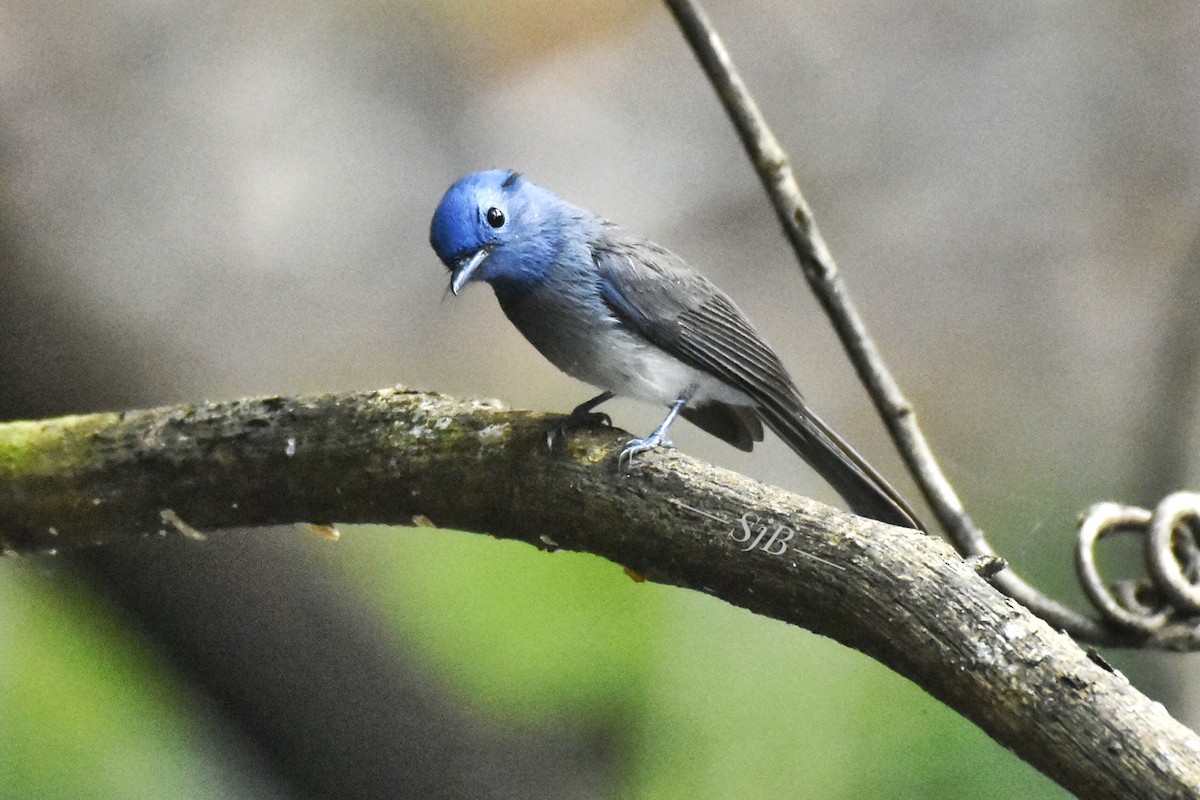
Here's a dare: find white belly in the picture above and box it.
[496,281,754,409]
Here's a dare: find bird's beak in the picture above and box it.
[449,247,492,296]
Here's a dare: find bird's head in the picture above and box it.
[429,169,565,295]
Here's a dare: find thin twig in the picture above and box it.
[661,0,1115,641]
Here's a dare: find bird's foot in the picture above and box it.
[617,432,674,468]
[546,408,613,449]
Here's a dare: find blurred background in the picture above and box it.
[2,1,1199,797]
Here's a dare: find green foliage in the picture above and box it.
[0,562,251,800]
[341,525,663,718]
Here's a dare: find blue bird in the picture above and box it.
[429,169,921,529]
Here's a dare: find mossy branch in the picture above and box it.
[1,387,1198,798]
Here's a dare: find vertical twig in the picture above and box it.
[662,0,1110,640]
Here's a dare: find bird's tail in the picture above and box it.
[757,399,923,531]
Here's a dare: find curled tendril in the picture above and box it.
[1077,492,1200,634]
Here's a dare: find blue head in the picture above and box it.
[429,170,577,295]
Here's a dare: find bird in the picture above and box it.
[429,169,921,530]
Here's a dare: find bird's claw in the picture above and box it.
[546,410,613,449]
[617,433,674,468]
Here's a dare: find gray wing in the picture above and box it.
[591,226,921,530]
[591,232,781,452]
[590,230,801,411]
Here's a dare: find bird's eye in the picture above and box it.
[485,207,505,228]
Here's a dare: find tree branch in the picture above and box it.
[2,387,1199,798]
[660,0,1182,645]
